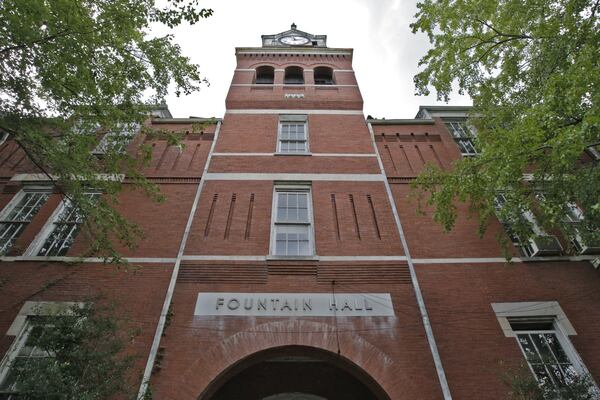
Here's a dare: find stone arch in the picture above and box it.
[193,319,393,400]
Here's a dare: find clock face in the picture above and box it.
[280,35,310,45]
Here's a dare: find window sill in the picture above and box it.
[273,152,312,156]
[266,255,319,261]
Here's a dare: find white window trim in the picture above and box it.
[0,187,52,255]
[277,115,309,155]
[24,193,99,257]
[269,183,316,258]
[492,301,576,338]
[443,119,478,156]
[491,301,596,386]
[0,301,82,389]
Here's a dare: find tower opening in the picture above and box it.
[284,66,304,85]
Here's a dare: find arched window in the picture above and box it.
[314,67,334,85]
[284,66,304,85]
[255,66,274,84]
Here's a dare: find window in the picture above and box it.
[256,66,275,84]
[278,115,308,154]
[32,193,100,257]
[0,190,50,255]
[512,319,578,388]
[271,186,314,257]
[0,318,52,399]
[314,67,334,85]
[492,302,594,392]
[564,202,600,254]
[92,123,138,155]
[493,194,562,257]
[284,66,304,85]
[0,301,78,400]
[444,119,478,156]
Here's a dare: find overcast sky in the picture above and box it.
[156,0,471,119]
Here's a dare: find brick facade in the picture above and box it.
[0,26,598,400]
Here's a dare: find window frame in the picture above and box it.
[25,192,100,257]
[0,187,51,256]
[269,184,315,258]
[277,115,310,155]
[91,123,139,155]
[493,193,563,257]
[0,301,81,398]
[491,302,596,391]
[443,119,478,156]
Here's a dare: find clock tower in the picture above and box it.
[261,23,327,47]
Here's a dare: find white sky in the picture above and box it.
[157,0,471,119]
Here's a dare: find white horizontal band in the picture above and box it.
[0,256,176,263]
[211,152,376,158]
[235,69,355,73]
[230,84,358,87]
[203,173,384,181]
[226,109,364,115]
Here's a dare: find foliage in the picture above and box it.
[501,362,600,400]
[410,0,600,251]
[0,0,213,260]
[6,302,137,400]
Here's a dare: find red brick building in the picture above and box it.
[0,25,598,400]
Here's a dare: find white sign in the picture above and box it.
[284,93,305,99]
[194,293,394,317]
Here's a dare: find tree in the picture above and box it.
[410,0,600,253]
[0,0,213,260]
[2,302,138,400]
[500,361,600,400]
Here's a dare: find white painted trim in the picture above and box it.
[235,69,354,73]
[491,301,576,338]
[231,84,358,88]
[11,173,124,182]
[211,152,376,158]
[24,196,68,256]
[181,255,408,261]
[181,255,267,261]
[1,254,593,264]
[236,50,353,56]
[6,301,83,335]
[137,120,222,400]
[203,173,384,182]
[412,257,516,264]
[0,256,176,263]
[226,109,364,115]
[367,121,453,400]
[269,186,316,257]
[319,255,407,261]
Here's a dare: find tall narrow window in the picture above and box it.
[92,123,138,155]
[511,319,578,388]
[255,66,275,84]
[493,194,562,257]
[284,66,304,85]
[564,202,600,254]
[0,190,50,255]
[444,120,478,156]
[0,318,52,398]
[278,115,308,154]
[492,302,596,395]
[35,193,100,257]
[314,67,334,85]
[271,187,314,256]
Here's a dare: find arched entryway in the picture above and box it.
[198,346,390,400]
